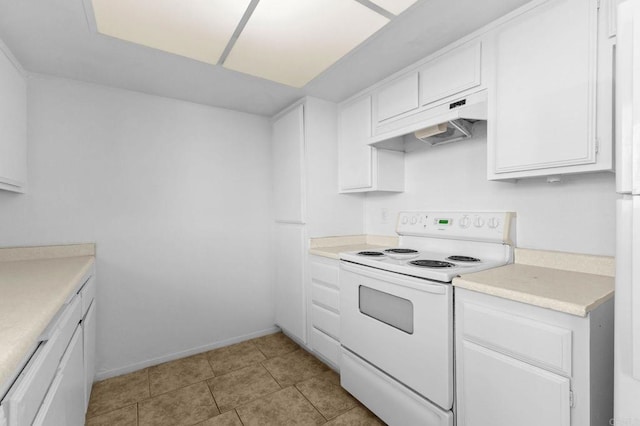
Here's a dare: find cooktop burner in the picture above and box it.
[357,251,385,257]
[447,255,481,262]
[384,248,419,254]
[409,260,456,268]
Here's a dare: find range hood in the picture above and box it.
[369,90,487,151]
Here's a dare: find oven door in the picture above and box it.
[340,260,453,410]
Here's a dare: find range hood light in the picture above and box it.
[414,119,473,146]
[414,123,448,139]
[369,90,487,151]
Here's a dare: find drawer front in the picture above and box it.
[309,260,339,289]
[79,276,96,318]
[311,282,340,312]
[52,296,82,362]
[311,304,340,340]
[5,297,81,425]
[310,328,340,368]
[461,302,572,375]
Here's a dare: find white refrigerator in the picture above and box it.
[615,0,640,423]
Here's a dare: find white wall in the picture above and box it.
[365,124,617,256]
[0,76,276,378]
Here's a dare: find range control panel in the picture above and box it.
[396,211,516,244]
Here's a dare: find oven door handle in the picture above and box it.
[341,261,447,295]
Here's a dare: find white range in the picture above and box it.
[339,211,516,426]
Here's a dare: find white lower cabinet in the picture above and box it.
[0,403,6,426]
[33,327,84,426]
[82,301,96,410]
[275,223,306,343]
[308,255,341,369]
[79,275,97,409]
[2,268,96,426]
[460,341,570,426]
[486,0,613,179]
[455,288,614,426]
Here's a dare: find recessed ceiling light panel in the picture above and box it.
[369,0,418,16]
[223,0,389,87]
[91,0,251,64]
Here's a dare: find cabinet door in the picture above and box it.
[420,42,482,107]
[374,72,419,122]
[488,0,598,177]
[273,104,305,223]
[458,341,570,426]
[33,327,85,426]
[0,44,27,192]
[0,404,7,426]
[338,96,373,191]
[274,223,306,343]
[83,301,97,410]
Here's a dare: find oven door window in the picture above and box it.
[359,285,414,334]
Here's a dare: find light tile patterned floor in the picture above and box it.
[85,332,385,426]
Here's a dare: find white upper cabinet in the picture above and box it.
[272,104,305,223]
[0,42,27,193]
[420,41,482,107]
[487,0,613,179]
[374,73,419,123]
[338,95,404,193]
[371,39,485,141]
[339,96,373,191]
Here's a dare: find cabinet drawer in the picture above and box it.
[79,275,96,318]
[5,297,82,425]
[461,302,572,375]
[375,72,419,122]
[420,42,482,106]
[310,328,340,368]
[309,261,339,288]
[311,282,340,312]
[311,304,340,340]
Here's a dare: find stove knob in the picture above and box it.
[473,216,485,228]
[487,217,500,229]
[410,216,418,225]
[459,215,470,228]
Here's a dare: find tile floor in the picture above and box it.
[85,332,385,426]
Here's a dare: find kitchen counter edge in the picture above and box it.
[453,248,615,317]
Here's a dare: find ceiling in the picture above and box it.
[0,0,531,116]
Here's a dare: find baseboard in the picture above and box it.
[94,325,281,381]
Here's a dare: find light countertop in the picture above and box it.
[308,235,399,260]
[0,244,95,397]
[453,248,615,317]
